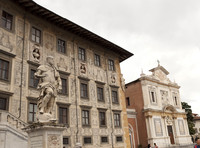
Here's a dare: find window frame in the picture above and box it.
[116,136,123,143]
[57,38,66,54]
[28,102,37,123]
[63,136,70,147]
[0,93,9,111]
[172,92,179,107]
[101,136,109,144]
[57,103,70,125]
[1,10,14,32]
[59,72,69,96]
[111,87,119,104]
[126,97,130,106]
[99,110,107,127]
[78,47,86,61]
[83,136,92,145]
[113,112,121,127]
[108,59,115,71]
[94,53,101,67]
[58,106,68,125]
[96,83,105,102]
[27,97,37,123]
[148,86,157,104]
[81,108,91,127]
[30,26,42,44]
[79,78,89,99]
[28,64,39,89]
[0,52,12,83]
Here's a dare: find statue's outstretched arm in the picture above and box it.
[34,69,46,78]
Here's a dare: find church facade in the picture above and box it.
[0,0,133,147]
[125,63,192,148]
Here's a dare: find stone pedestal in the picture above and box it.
[25,124,65,148]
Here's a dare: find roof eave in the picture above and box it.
[13,0,133,62]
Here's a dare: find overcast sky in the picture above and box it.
[34,0,200,114]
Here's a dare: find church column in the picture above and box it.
[183,115,190,135]
[172,115,178,144]
[145,112,153,143]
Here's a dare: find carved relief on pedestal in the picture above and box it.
[48,135,61,148]
[0,29,13,52]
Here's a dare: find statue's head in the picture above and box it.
[47,56,54,65]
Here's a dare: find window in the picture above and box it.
[84,137,92,144]
[126,97,130,106]
[29,69,39,88]
[0,97,8,110]
[82,110,90,126]
[116,136,123,142]
[173,95,178,106]
[114,113,121,127]
[31,27,41,44]
[101,137,108,143]
[97,87,104,101]
[174,96,178,105]
[99,111,106,126]
[80,83,88,98]
[57,39,66,53]
[108,59,115,71]
[0,59,9,80]
[28,102,37,122]
[61,78,68,95]
[59,107,68,124]
[78,47,86,61]
[1,11,13,30]
[112,90,118,103]
[63,137,69,145]
[94,54,101,66]
[151,92,155,102]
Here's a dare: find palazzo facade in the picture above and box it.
[125,63,192,148]
[0,0,133,147]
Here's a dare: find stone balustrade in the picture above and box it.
[0,110,27,133]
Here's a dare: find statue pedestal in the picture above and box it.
[25,124,65,148]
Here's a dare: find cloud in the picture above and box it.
[34,0,200,114]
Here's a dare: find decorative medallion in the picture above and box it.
[32,44,40,62]
[80,63,86,74]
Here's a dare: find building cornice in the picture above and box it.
[12,0,133,62]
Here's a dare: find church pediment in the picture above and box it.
[149,62,170,83]
[163,104,177,113]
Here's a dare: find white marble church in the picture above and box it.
[125,62,192,148]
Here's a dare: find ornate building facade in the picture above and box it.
[125,63,192,148]
[0,0,133,147]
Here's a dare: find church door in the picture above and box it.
[167,125,175,144]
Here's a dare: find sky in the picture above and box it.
[34,0,200,114]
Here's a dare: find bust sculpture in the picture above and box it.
[34,56,62,123]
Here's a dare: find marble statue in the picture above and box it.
[34,56,62,122]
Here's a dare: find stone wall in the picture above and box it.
[0,0,130,147]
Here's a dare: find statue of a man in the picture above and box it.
[34,56,62,122]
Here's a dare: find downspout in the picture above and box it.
[72,39,79,144]
[104,53,114,148]
[18,14,26,118]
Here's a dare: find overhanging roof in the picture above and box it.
[12,0,133,62]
